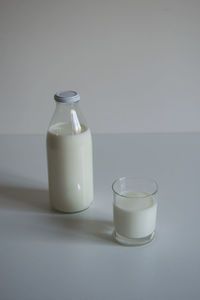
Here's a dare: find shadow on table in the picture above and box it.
[0,184,50,213]
[45,216,114,245]
[0,184,114,245]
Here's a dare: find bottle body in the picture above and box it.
[46,92,93,212]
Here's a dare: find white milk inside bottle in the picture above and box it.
[46,91,93,213]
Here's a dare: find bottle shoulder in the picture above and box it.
[47,122,91,137]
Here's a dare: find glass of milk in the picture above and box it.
[112,177,158,246]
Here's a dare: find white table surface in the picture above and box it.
[0,133,200,300]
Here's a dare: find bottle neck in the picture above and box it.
[55,101,79,111]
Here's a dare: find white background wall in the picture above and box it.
[0,0,200,134]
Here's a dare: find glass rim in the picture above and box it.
[112,176,158,199]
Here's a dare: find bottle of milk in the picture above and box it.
[46,90,94,213]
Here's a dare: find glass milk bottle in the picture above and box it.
[46,91,94,213]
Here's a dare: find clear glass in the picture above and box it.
[112,177,158,246]
[48,101,88,134]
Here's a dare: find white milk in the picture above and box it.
[113,191,157,239]
[46,122,93,212]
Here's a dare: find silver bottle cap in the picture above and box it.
[54,90,80,103]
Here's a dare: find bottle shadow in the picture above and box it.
[0,184,115,245]
[0,184,50,213]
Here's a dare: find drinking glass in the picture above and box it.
[112,177,158,246]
